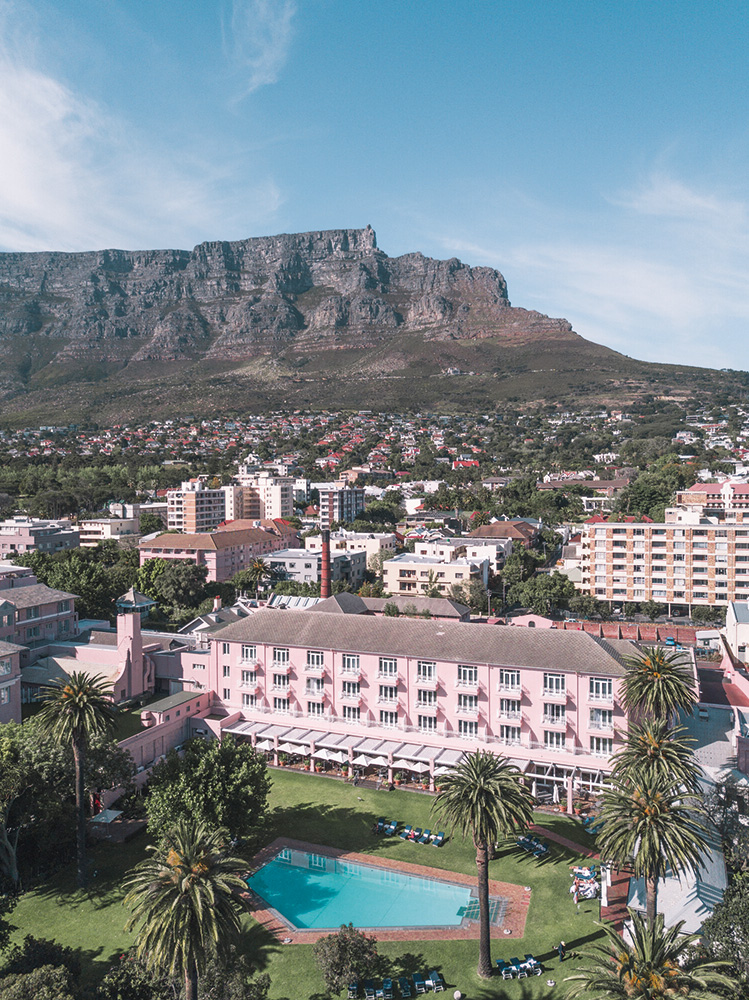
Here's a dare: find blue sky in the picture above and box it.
[1,0,748,370]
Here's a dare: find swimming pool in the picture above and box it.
[248,847,495,930]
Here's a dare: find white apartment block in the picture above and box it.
[305,530,397,568]
[268,548,367,587]
[318,486,366,529]
[79,517,140,546]
[383,553,488,596]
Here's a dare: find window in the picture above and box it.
[307,650,324,668]
[417,689,437,707]
[307,701,325,716]
[378,657,397,677]
[0,689,8,705]
[342,654,360,674]
[499,698,521,719]
[544,703,566,725]
[544,730,566,750]
[223,664,230,678]
[273,673,289,689]
[241,670,256,686]
[222,642,230,655]
[223,688,231,700]
[457,665,478,686]
[380,710,398,728]
[458,720,478,738]
[589,677,613,701]
[26,626,40,639]
[590,708,613,730]
[378,685,397,703]
[273,697,289,713]
[418,715,437,732]
[26,606,39,620]
[341,680,360,698]
[241,693,255,707]
[241,644,256,661]
[57,600,70,613]
[590,736,613,757]
[273,647,289,664]
[417,661,436,682]
[499,668,520,692]
[306,678,324,695]
[0,659,12,676]
[499,724,521,745]
[342,705,360,722]
[543,673,566,697]
[458,694,478,713]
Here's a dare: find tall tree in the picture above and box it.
[36,673,117,887]
[596,772,708,927]
[124,819,249,1000]
[433,750,533,978]
[621,646,697,720]
[610,719,702,791]
[564,909,734,999]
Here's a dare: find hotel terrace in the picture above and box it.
[178,609,641,797]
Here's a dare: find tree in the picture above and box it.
[702,871,749,979]
[640,599,665,621]
[36,673,117,887]
[134,558,169,600]
[0,964,81,1000]
[235,559,273,600]
[432,750,533,978]
[621,646,697,721]
[610,719,702,791]
[153,561,208,610]
[564,909,734,999]
[382,602,400,617]
[313,923,378,995]
[124,819,249,1000]
[139,512,165,535]
[691,605,726,626]
[515,572,575,615]
[145,736,271,843]
[596,772,708,927]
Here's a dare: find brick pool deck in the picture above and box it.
[244,837,531,944]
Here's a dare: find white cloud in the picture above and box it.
[227,0,296,99]
[0,10,283,252]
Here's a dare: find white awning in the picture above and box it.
[313,747,330,760]
[369,755,389,766]
[255,739,274,751]
[395,759,429,774]
[327,750,347,764]
[434,765,452,776]
[353,754,371,766]
[395,743,424,760]
[436,749,464,766]
[278,742,299,753]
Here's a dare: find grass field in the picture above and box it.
[6,768,606,998]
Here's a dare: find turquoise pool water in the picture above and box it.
[248,848,477,929]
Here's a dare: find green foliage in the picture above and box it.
[138,513,164,535]
[2,935,81,979]
[568,594,612,620]
[640,599,665,621]
[313,923,378,995]
[514,571,575,615]
[690,605,726,625]
[96,949,174,1000]
[145,736,271,843]
[621,647,697,719]
[0,964,80,1000]
[611,720,702,791]
[702,872,749,979]
[382,601,400,617]
[0,893,15,954]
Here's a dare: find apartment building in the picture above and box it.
[167,480,227,532]
[79,517,140,547]
[268,548,367,588]
[235,472,295,521]
[0,639,24,724]
[0,565,77,669]
[305,530,397,568]
[181,609,632,793]
[382,552,489,595]
[0,517,79,556]
[139,527,289,583]
[318,486,366,529]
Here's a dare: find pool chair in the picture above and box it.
[418,828,431,844]
[364,979,376,1000]
[398,976,412,997]
[410,828,423,842]
[376,817,386,833]
[517,835,533,851]
[412,972,427,994]
[510,958,524,978]
[588,820,605,835]
[429,970,444,992]
[524,954,542,975]
[431,831,445,847]
[348,981,359,998]
[383,977,394,999]
[399,825,413,840]
[385,820,398,836]
[533,844,549,858]
[496,960,514,980]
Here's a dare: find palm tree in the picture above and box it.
[124,819,249,1000]
[36,671,117,887]
[596,772,708,927]
[611,718,702,790]
[564,909,734,999]
[433,750,534,979]
[621,646,697,720]
[247,558,273,599]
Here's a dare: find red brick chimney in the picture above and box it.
[320,529,331,599]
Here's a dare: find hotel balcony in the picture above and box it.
[304,662,326,675]
[415,675,439,692]
[542,714,567,728]
[271,662,292,675]
[415,700,438,714]
[456,705,480,720]
[454,677,479,690]
[542,688,567,702]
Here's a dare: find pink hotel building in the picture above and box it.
[179,609,634,798]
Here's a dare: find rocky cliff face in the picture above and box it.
[0,226,575,366]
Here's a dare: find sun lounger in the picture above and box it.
[496,960,513,980]
[510,958,524,978]
[533,844,549,858]
[418,828,431,844]
[431,831,445,847]
[429,970,444,992]
[412,972,427,994]
[588,820,605,835]
[399,825,413,840]
[524,954,542,975]
[376,817,385,833]
[383,977,394,999]
[385,820,398,835]
[410,828,422,842]
[348,981,358,998]
[398,976,412,997]
[364,981,376,1000]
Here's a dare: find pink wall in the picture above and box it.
[0,647,22,724]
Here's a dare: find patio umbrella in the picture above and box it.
[313,748,330,761]
[278,742,298,754]
[552,784,560,804]
[434,765,452,776]
[255,739,274,751]
[353,754,371,766]
[399,760,429,774]
[369,755,389,767]
[89,808,122,825]
[327,750,347,764]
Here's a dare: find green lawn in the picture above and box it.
[6,768,606,998]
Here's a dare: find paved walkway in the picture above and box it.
[599,867,631,931]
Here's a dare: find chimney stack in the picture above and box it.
[213,596,222,612]
[320,528,331,599]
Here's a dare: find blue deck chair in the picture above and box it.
[364,980,376,1000]
[348,981,358,998]
[524,954,542,975]
[385,819,398,836]
[429,970,444,992]
[510,958,524,978]
[383,977,394,999]
[376,817,386,833]
[412,972,427,994]
[431,831,445,847]
[399,825,413,840]
[496,960,513,980]
[418,828,431,844]
[398,976,412,997]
